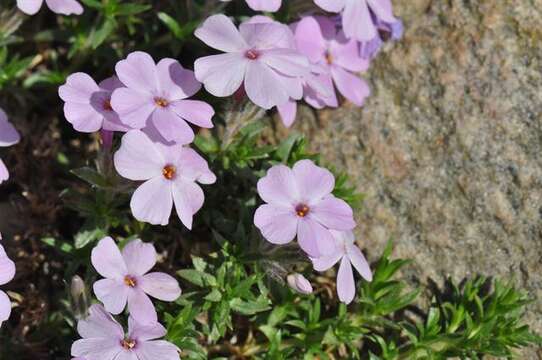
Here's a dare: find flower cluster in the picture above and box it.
[0,236,15,327]
[254,160,372,304]
[71,237,181,359]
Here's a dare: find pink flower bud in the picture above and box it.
[287,273,313,295]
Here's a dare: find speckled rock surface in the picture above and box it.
[284,1,542,357]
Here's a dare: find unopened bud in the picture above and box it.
[70,275,89,319]
[287,273,313,295]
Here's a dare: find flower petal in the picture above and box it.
[294,16,326,63]
[245,60,289,109]
[297,217,335,257]
[245,0,281,12]
[313,0,345,12]
[135,340,180,360]
[276,99,297,128]
[91,237,128,279]
[347,244,373,281]
[0,109,20,147]
[311,250,343,272]
[261,49,309,77]
[367,0,398,24]
[151,108,194,145]
[194,53,247,97]
[331,66,370,106]
[130,177,173,226]
[114,130,164,181]
[195,14,248,53]
[156,58,201,100]
[330,33,370,72]
[171,179,204,230]
[17,0,44,15]
[170,100,214,128]
[176,148,216,184]
[63,102,104,133]
[342,0,377,42]
[93,278,129,315]
[257,164,298,207]
[0,290,11,325]
[140,272,181,302]
[293,159,335,203]
[110,88,155,129]
[45,0,83,15]
[254,204,298,245]
[239,22,294,50]
[58,72,100,104]
[310,195,356,230]
[115,51,159,94]
[0,244,15,285]
[71,338,122,360]
[77,304,124,339]
[122,239,156,276]
[128,317,166,341]
[337,256,355,304]
[0,159,8,184]
[127,289,157,325]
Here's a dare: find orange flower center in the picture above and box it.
[103,99,113,111]
[124,275,137,287]
[295,204,310,217]
[245,49,260,60]
[121,338,137,350]
[154,97,169,108]
[325,51,333,65]
[162,165,176,180]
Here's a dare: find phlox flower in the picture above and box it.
[220,0,282,12]
[0,243,15,327]
[313,0,402,56]
[114,130,216,227]
[17,0,83,15]
[71,304,179,360]
[0,108,20,184]
[294,16,370,106]
[59,73,130,133]
[111,51,214,145]
[311,230,372,304]
[194,14,309,109]
[91,237,181,325]
[254,159,355,258]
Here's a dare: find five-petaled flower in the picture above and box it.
[111,51,215,145]
[311,230,372,304]
[71,304,180,360]
[0,241,15,327]
[91,237,181,324]
[114,130,216,227]
[194,14,309,109]
[294,16,371,106]
[59,73,130,134]
[254,159,355,258]
[17,0,83,15]
[0,108,21,185]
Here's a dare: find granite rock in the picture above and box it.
[286,1,542,357]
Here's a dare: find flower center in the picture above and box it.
[124,275,137,288]
[245,49,260,60]
[154,97,169,108]
[121,338,137,350]
[103,99,113,111]
[162,165,176,180]
[325,51,333,65]
[295,204,310,217]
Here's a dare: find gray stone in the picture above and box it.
[283,1,542,357]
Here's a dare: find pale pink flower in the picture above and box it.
[0,243,15,327]
[71,304,179,360]
[0,108,20,184]
[59,73,130,133]
[91,237,181,325]
[254,159,355,258]
[220,0,282,12]
[17,0,83,15]
[311,230,372,304]
[194,14,309,109]
[111,51,214,145]
[294,16,370,106]
[114,130,216,227]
